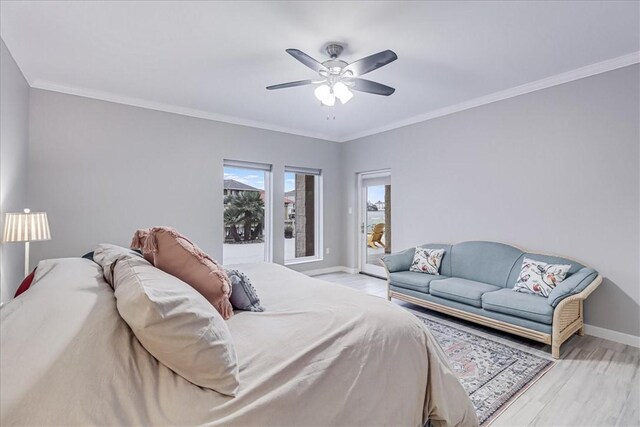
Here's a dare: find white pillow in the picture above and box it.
[512,257,571,297]
[93,243,146,285]
[409,247,445,275]
[112,255,240,396]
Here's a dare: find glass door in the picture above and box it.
[359,171,391,277]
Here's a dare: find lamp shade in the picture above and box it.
[2,209,51,243]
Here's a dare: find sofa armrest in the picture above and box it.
[551,274,602,358]
[380,248,415,273]
[548,268,599,307]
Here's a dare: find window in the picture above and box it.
[284,166,322,264]
[223,160,272,264]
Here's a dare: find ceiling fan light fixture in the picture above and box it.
[322,92,336,107]
[333,82,353,104]
[314,84,336,106]
[314,84,330,101]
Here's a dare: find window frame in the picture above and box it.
[222,159,273,264]
[284,168,323,266]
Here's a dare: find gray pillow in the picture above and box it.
[225,269,264,312]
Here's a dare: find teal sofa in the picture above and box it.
[380,241,602,358]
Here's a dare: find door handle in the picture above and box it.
[361,222,365,234]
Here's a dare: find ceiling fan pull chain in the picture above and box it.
[326,105,336,121]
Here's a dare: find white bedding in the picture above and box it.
[0,258,477,426]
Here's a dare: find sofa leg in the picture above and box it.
[577,325,585,336]
[552,343,560,359]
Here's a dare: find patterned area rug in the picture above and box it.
[413,312,554,426]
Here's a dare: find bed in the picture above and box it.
[0,257,477,426]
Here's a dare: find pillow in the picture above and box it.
[14,269,37,298]
[409,247,445,275]
[129,229,156,264]
[226,269,264,312]
[512,257,571,297]
[82,248,142,263]
[112,255,239,396]
[131,227,233,320]
[93,243,145,286]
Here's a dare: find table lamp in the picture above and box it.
[2,209,51,277]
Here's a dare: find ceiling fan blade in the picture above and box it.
[344,50,398,76]
[346,78,395,96]
[286,49,328,73]
[266,79,317,90]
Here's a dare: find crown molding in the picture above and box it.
[30,51,639,144]
[29,80,341,143]
[337,51,640,142]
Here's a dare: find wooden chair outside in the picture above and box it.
[367,223,385,248]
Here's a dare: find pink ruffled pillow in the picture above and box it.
[131,227,233,319]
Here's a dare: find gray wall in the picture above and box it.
[342,64,640,337]
[0,39,30,302]
[27,89,343,275]
[23,64,640,338]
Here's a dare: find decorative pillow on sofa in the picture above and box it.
[112,255,239,396]
[225,269,264,312]
[131,227,233,320]
[512,257,571,297]
[409,247,445,275]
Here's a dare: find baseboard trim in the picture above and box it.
[583,324,640,348]
[301,266,358,276]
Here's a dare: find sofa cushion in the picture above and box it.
[450,241,523,287]
[429,277,501,307]
[482,289,554,324]
[389,271,445,293]
[390,286,552,334]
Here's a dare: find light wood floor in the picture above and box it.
[316,272,640,427]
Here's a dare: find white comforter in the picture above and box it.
[1,258,477,426]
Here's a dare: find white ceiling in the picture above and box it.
[1,1,638,142]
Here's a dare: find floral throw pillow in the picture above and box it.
[409,247,445,275]
[512,257,571,297]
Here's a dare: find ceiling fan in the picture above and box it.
[266,43,397,106]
